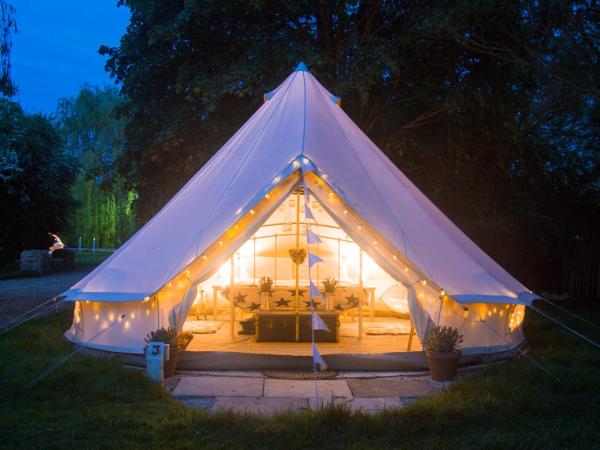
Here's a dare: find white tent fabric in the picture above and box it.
[63,62,537,308]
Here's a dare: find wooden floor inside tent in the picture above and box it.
[183,316,422,356]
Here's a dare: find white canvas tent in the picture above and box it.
[64,62,538,362]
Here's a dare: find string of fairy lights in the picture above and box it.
[76,158,528,346]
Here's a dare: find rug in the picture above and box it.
[183,320,223,334]
[366,322,411,335]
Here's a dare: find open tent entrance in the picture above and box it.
[179,174,422,356]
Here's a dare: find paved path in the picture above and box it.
[169,372,450,415]
[0,269,91,324]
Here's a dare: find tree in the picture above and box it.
[0,99,75,259]
[102,1,599,294]
[0,0,16,96]
[55,85,136,248]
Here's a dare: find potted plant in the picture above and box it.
[322,277,338,310]
[258,276,273,310]
[145,327,180,378]
[422,325,464,381]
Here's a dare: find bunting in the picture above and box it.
[309,280,322,299]
[304,182,331,377]
[312,310,331,332]
[306,228,321,245]
[312,342,327,370]
[308,253,324,267]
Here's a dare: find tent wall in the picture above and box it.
[305,173,526,351]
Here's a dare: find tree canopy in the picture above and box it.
[101,0,599,293]
[0,99,75,258]
[55,85,137,249]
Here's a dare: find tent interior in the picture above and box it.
[181,185,421,355]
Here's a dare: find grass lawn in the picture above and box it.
[0,251,112,280]
[0,303,599,449]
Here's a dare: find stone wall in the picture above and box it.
[20,249,75,275]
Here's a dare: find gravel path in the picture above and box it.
[0,269,91,325]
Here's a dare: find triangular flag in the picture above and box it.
[312,311,330,332]
[308,252,323,267]
[312,342,327,371]
[306,228,321,245]
[309,280,322,298]
[305,204,315,220]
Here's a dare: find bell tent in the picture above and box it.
[63,62,538,369]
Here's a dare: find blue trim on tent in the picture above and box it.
[295,61,309,72]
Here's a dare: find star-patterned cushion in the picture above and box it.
[221,285,366,311]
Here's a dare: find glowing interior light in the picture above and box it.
[509,305,525,332]
[250,209,256,215]
[145,309,150,316]
[219,241,224,246]
[108,313,115,321]
[265,193,270,199]
[343,209,348,215]
[357,224,363,230]
[393,254,398,260]
[94,314,99,321]
[302,157,309,164]
[373,240,378,245]
[421,280,427,286]
[440,290,446,296]
[404,267,409,272]
[202,255,208,260]
[328,192,334,197]
[124,321,130,330]
[235,208,242,215]
[131,313,136,319]
[273,176,281,183]
[143,296,150,302]
[292,160,300,168]
[419,293,424,298]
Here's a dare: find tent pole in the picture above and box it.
[337,238,341,282]
[407,322,415,351]
[358,250,363,340]
[229,255,235,339]
[295,186,300,310]
[253,237,256,285]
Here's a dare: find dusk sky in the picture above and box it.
[11,2,130,114]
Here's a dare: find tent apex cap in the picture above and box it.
[294,61,309,72]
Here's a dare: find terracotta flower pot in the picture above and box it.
[425,350,461,381]
[164,345,180,378]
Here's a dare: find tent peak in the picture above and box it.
[294,61,309,72]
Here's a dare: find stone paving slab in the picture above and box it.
[172,376,264,397]
[347,376,440,398]
[212,397,309,415]
[264,379,353,398]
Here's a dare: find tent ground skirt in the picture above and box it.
[79,345,524,372]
